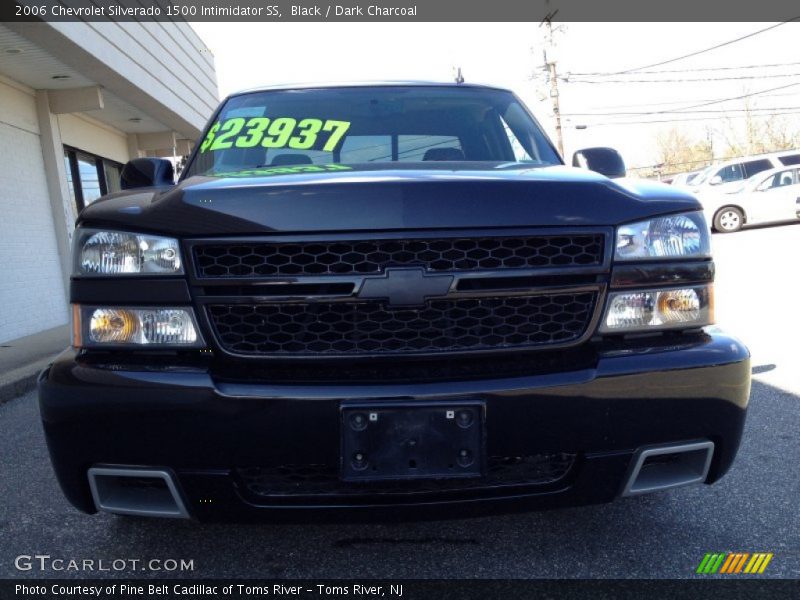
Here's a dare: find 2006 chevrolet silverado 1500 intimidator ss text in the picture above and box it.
[39,83,750,520]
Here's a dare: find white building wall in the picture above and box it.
[0,76,39,135]
[58,113,130,165]
[0,78,69,343]
[0,21,218,344]
[17,20,219,139]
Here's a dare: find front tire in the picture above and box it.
[714,207,744,233]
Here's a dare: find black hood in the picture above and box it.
[78,163,700,237]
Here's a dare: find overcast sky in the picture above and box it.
[191,22,800,170]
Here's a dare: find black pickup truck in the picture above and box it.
[38,83,750,520]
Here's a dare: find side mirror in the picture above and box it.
[120,158,175,190]
[572,147,626,179]
[708,175,723,186]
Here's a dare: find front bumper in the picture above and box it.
[38,331,750,521]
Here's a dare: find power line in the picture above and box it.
[575,110,800,127]
[675,82,800,112]
[629,149,798,172]
[568,60,800,76]
[564,72,800,84]
[612,21,795,74]
[560,83,800,117]
[563,105,800,118]
[577,91,800,111]
[627,149,797,172]
[629,158,716,171]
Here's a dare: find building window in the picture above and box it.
[63,147,123,212]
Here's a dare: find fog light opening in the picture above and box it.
[622,441,714,497]
[87,467,190,519]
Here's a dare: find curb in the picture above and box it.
[0,356,55,405]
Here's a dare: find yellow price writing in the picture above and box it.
[199,117,351,153]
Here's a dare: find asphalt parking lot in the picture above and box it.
[1,223,798,580]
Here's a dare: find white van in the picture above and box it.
[689,150,800,195]
[670,170,702,187]
[702,164,800,232]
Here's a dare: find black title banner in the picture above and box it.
[3,579,800,600]
[3,0,800,22]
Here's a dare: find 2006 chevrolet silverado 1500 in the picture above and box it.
[38,83,750,520]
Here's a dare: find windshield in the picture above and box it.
[691,166,714,186]
[184,86,561,177]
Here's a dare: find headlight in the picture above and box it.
[615,212,710,261]
[74,230,182,276]
[73,306,203,347]
[599,285,713,333]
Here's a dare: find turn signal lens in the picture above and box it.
[600,285,713,333]
[657,289,701,323]
[77,307,203,347]
[89,309,139,343]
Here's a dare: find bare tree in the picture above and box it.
[720,98,800,158]
[653,126,714,176]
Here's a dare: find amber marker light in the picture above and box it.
[71,304,82,348]
[77,306,204,348]
[89,308,139,344]
[600,285,714,333]
[707,284,715,325]
[657,288,701,323]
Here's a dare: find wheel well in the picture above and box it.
[714,205,747,224]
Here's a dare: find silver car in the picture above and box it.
[701,165,800,232]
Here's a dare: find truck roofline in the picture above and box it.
[228,80,513,98]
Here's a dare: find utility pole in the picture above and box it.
[540,16,564,157]
[547,59,564,157]
[706,126,715,162]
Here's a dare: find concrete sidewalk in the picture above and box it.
[0,325,69,404]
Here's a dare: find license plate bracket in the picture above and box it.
[340,401,485,482]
